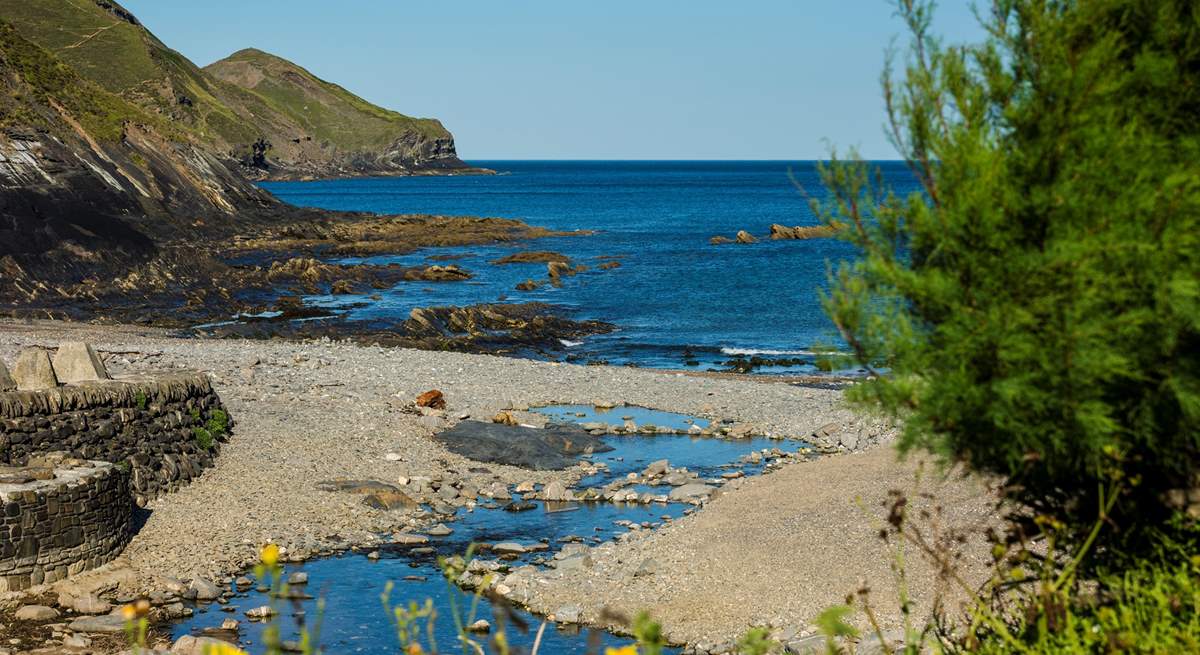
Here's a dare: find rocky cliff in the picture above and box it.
[0,19,281,292]
[1,0,480,180]
[204,48,477,180]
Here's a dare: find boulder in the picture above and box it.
[189,578,221,601]
[543,480,574,502]
[547,261,572,279]
[51,342,109,384]
[769,222,839,240]
[362,490,418,511]
[67,614,126,633]
[643,459,670,477]
[0,359,14,392]
[492,542,526,555]
[12,348,58,390]
[735,230,758,244]
[171,635,238,655]
[416,389,446,409]
[710,235,733,245]
[515,279,540,291]
[553,605,583,624]
[15,605,59,621]
[669,483,716,502]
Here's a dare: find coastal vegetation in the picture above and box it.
[813,0,1200,651]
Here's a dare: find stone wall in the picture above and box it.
[0,461,130,592]
[0,373,230,504]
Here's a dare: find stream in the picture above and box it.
[169,407,811,653]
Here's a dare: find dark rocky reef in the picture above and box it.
[432,421,613,470]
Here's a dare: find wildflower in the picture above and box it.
[605,646,639,655]
[120,599,150,621]
[203,642,251,655]
[260,543,280,567]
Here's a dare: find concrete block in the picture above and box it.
[51,343,109,385]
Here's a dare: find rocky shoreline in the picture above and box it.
[0,320,909,653]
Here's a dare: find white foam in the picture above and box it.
[720,347,817,357]
[559,339,584,347]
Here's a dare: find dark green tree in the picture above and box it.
[815,0,1200,565]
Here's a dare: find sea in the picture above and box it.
[261,160,919,375]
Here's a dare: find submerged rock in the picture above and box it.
[735,230,758,244]
[432,421,613,470]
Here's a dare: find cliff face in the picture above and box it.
[0,20,279,292]
[1,0,478,180]
[204,48,474,180]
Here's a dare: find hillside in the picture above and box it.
[205,48,469,179]
[0,18,279,289]
[0,0,476,179]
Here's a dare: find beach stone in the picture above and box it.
[553,605,583,623]
[415,389,445,409]
[363,490,418,510]
[171,635,236,655]
[467,619,491,633]
[245,606,275,619]
[287,572,309,585]
[393,533,429,545]
[51,342,109,384]
[67,614,126,633]
[12,348,58,390]
[543,480,573,502]
[492,542,526,555]
[433,421,612,470]
[190,578,221,601]
[62,634,91,648]
[71,594,112,615]
[668,483,716,502]
[0,359,14,391]
[515,480,536,493]
[644,459,670,476]
[427,523,453,536]
[14,605,58,621]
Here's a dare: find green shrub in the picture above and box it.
[814,0,1200,566]
[193,426,214,450]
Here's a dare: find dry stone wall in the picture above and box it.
[0,461,130,592]
[0,372,230,505]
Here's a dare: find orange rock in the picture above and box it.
[416,389,446,409]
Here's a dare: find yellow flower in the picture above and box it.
[405,644,425,655]
[120,598,151,621]
[203,643,250,655]
[260,543,280,568]
[605,646,639,655]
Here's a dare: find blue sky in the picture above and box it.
[123,1,984,160]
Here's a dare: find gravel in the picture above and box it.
[519,446,1001,646]
[0,320,889,599]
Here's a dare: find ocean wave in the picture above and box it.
[720,347,818,357]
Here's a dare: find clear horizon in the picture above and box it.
[122,1,985,160]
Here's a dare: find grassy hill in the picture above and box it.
[1,0,471,179]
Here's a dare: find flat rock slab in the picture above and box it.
[68,614,127,633]
[51,342,109,384]
[317,479,416,510]
[13,348,57,390]
[433,421,613,470]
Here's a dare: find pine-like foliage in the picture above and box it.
[816,0,1200,563]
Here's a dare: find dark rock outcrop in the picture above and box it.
[432,421,613,470]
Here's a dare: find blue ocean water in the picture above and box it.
[262,161,918,372]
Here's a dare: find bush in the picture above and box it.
[814,0,1200,566]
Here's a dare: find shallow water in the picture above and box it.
[261,161,919,373]
[170,408,809,653]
